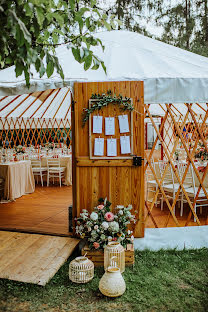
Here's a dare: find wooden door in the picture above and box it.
[72,81,144,237]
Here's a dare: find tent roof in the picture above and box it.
[0,87,71,119]
[0,30,208,104]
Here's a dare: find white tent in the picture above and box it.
[0,30,208,104]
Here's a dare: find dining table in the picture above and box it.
[0,160,35,201]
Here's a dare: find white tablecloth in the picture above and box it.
[0,160,35,200]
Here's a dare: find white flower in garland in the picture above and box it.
[109,221,119,232]
[90,212,98,221]
[101,221,109,230]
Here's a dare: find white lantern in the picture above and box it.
[69,256,94,283]
[104,242,125,273]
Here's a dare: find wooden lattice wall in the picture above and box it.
[145,103,208,228]
[0,117,71,148]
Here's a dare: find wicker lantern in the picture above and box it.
[69,256,94,283]
[104,242,125,273]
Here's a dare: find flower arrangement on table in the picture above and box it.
[195,141,208,161]
[75,198,136,250]
[45,143,54,150]
[15,145,26,154]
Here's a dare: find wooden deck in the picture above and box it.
[0,183,206,234]
[0,231,79,285]
[145,202,208,228]
[0,185,72,236]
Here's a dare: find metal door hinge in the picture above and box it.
[133,156,144,166]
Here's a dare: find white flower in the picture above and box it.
[117,205,124,209]
[94,225,99,230]
[90,212,98,221]
[87,227,92,232]
[101,221,109,230]
[100,234,106,241]
[82,209,88,213]
[128,230,131,235]
[131,235,134,242]
[109,221,119,232]
[126,211,131,217]
[118,210,123,215]
[108,236,112,241]
[127,204,133,210]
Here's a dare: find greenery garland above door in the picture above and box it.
[82,90,134,127]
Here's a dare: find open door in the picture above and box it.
[72,81,144,237]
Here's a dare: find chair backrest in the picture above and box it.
[158,160,174,186]
[178,162,195,189]
[146,159,158,182]
[31,159,41,168]
[47,158,60,168]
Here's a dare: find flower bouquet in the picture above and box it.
[15,145,26,154]
[75,198,136,250]
[195,140,208,161]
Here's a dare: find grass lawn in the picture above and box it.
[0,249,207,312]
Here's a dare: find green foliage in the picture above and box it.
[0,249,207,312]
[82,90,133,127]
[148,0,208,57]
[0,0,118,86]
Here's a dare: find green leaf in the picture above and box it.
[52,32,59,44]
[39,62,46,78]
[69,0,75,10]
[24,68,30,87]
[15,61,24,77]
[15,25,25,47]
[103,21,111,31]
[46,60,54,77]
[72,48,81,63]
[24,3,33,17]
[35,7,45,28]
[91,60,99,70]
[75,14,84,32]
[101,61,107,74]
[10,10,31,44]
[84,54,92,70]
[53,12,64,26]
[35,58,41,72]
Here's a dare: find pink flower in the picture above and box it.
[97,204,104,210]
[93,242,100,249]
[105,212,114,222]
[112,237,117,241]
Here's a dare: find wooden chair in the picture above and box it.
[47,158,65,187]
[158,160,181,213]
[31,159,47,187]
[146,159,162,208]
[179,162,208,221]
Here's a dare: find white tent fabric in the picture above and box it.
[0,87,71,119]
[0,30,208,104]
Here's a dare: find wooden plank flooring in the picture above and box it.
[145,203,207,228]
[0,231,79,285]
[0,185,72,236]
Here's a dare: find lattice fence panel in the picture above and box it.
[0,117,72,148]
[145,103,208,228]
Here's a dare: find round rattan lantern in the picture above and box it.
[69,256,94,283]
[104,242,125,273]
